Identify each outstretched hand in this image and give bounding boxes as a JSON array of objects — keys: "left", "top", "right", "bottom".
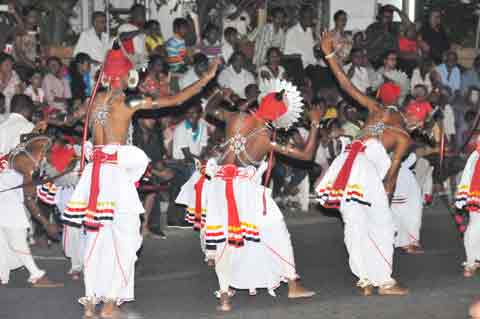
[
  {"left": 309, "top": 102, "right": 326, "bottom": 123},
  {"left": 320, "top": 31, "right": 336, "bottom": 56}
]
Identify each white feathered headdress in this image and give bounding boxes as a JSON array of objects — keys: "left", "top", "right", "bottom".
[{"left": 257, "top": 79, "right": 304, "bottom": 129}]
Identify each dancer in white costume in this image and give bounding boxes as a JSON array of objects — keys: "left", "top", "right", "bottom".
[
  {"left": 62, "top": 41, "right": 219, "bottom": 318},
  {"left": 180, "top": 79, "right": 320, "bottom": 312},
  {"left": 455, "top": 142, "right": 480, "bottom": 278},
  {"left": 391, "top": 153, "right": 424, "bottom": 254},
  {"left": 0, "top": 135, "right": 63, "bottom": 287},
  {"left": 316, "top": 32, "right": 417, "bottom": 296}
]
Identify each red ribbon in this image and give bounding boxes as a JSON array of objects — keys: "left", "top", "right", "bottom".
[
  {"left": 193, "top": 174, "right": 207, "bottom": 231},
  {"left": 84, "top": 148, "right": 118, "bottom": 229},
  {"left": 467, "top": 150, "right": 480, "bottom": 212},
  {"left": 325, "top": 140, "right": 365, "bottom": 208},
  {"left": 218, "top": 165, "right": 244, "bottom": 248}
]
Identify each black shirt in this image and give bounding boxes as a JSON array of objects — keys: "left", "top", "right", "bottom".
[{"left": 420, "top": 25, "right": 450, "bottom": 65}]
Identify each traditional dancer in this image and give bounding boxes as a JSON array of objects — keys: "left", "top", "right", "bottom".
[
  {"left": 37, "top": 139, "right": 84, "bottom": 280},
  {"left": 0, "top": 134, "right": 63, "bottom": 287},
  {"left": 391, "top": 153, "right": 424, "bottom": 254},
  {"left": 178, "top": 79, "right": 319, "bottom": 312},
  {"left": 62, "top": 42, "right": 219, "bottom": 318},
  {"left": 455, "top": 136, "right": 480, "bottom": 278},
  {"left": 316, "top": 32, "right": 415, "bottom": 296}
]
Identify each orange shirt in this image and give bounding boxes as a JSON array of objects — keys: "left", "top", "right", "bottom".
[{"left": 398, "top": 37, "right": 417, "bottom": 53}]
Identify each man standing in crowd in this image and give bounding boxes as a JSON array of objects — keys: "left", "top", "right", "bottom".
[
  {"left": 365, "top": 5, "right": 411, "bottom": 66},
  {"left": 74, "top": 11, "right": 111, "bottom": 67},
  {"left": 118, "top": 4, "right": 148, "bottom": 67},
  {"left": 284, "top": 6, "right": 316, "bottom": 68}
]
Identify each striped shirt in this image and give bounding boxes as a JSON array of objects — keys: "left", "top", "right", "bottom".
[{"left": 166, "top": 35, "right": 187, "bottom": 73}]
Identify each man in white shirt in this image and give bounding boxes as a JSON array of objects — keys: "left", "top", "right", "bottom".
[
  {"left": 73, "top": 12, "right": 111, "bottom": 65},
  {"left": 0, "top": 94, "right": 37, "bottom": 156},
  {"left": 284, "top": 6, "right": 316, "bottom": 68},
  {"left": 179, "top": 53, "right": 209, "bottom": 90},
  {"left": 222, "top": 27, "right": 239, "bottom": 63},
  {"left": 118, "top": 4, "right": 147, "bottom": 62},
  {"left": 217, "top": 52, "right": 255, "bottom": 99},
  {"left": 343, "top": 48, "right": 372, "bottom": 94},
  {"left": 172, "top": 103, "right": 209, "bottom": 160}
]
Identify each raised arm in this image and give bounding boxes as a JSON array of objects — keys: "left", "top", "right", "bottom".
[
  {"left": 133, "top": 59, "right": 220, "bottom": 111},
  {"left": 203, "top": 88, "right": 236, "bottom": 122},
  {"left": 320, "top": 32, "right": 381, "bottom": 114},
  {"left": 387, "top": 5, "right": 412, "bottom": 26},
  {"left": 270, "top": 103, "right": 324, "bottom": 161}
]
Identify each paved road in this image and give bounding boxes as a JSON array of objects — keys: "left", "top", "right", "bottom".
[{"left": 1, "top": 201, "right": 479, "bottom": 319}]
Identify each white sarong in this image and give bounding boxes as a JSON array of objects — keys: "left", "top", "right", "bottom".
[
  {"left": 185, "top": 160, "right": 298, "bottom": 292},
  {"left": 65, "top": 145, "right": 148, "bottom": 304},
  {"left": 0, "top": 169, "right": 45, "bottom": 284},
  {"left": 56, "top": 187, "right": 85, "bottom": 273},
  {"left": 316, "top": 139, "right": 396, "bottom": 287},
  {"left": 391, "top": 154, "right": 423, "bottom": 248}
]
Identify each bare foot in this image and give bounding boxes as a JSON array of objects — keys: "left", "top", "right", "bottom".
[
  {"left": 287, "top": 279, "right": 316, "bottom": 299},
  {"left": 207, "top": 259, "right": 215, "bottom": 267},
  {"left": 83, "top": 302, "right": 96, "bottom": 318},
  {"left": 100, "top": 301, "right": 120, "bottom": 318},
  {"left": 378, "top": 284, "right": 409, "bottom": 296},
  {"left": 464, "top": 266, "right": 477, "bottom": 278},
  {"left": 358, "top": 285, "right": 374, "bottom": 296},
  {"left": 31, "top": 275, "right": 64, "bottom": 288},
  {"left": 470, "top": 299, "right": 480, "bottom": 318},
  {"left": 216, "top": 292, "right": 231, "bottom": 312},
  {"left": 70, "top": 271, "right": 81, "bottom": 281}
]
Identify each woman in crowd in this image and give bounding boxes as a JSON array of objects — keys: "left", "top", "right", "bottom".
[
  {"left": 68, "top": 53, "right": 93, "bottom": 105},
  {"left": 331, "top": 10, "right": 353, "bottom": 65},
  {"left": 24, "top": 70, "right": 45, "bottom": 107},
  {"left": 42, "top": 56, "right": 71, "bottom": 113}
]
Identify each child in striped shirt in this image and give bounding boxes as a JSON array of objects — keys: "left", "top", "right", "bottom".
[{"left": 166, "top": 18, "right": 190, "bottom": 74}]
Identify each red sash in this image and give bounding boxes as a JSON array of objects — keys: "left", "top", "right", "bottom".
[
  {"left": 84, "top": 148, "right": 118, "bottom": 230},
  {"left": 193, "top": 172, "right": 207, "bottom": 231},
  {"left": 324, "top": 140, "right": 366, "bottom": 209},
  {"left": 216, "top": 165, "right": 249, "bottom": 248}
]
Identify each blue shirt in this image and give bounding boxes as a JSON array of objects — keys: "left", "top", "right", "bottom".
[
  {"left": 436, "top": 64, "right": 461, "bottom": 92},
  {"left": 461, "top": 69, "right": 480, "bottom": 94}
]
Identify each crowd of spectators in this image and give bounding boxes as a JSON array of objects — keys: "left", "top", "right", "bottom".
[{"left": 0, "top": 1, "right": 479, "bottom": 240}]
